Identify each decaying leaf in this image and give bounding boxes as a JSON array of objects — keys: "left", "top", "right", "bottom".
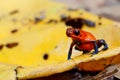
[
  {"left": 0, "top": 0, "right": 120, "bottom": 80},
  {"left": 91, "top": 64, "right": 120, "bottom": 80}
]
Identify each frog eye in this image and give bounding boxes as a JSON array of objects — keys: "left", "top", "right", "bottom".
[{"left": 74, "top": 29, "right": 80, "bottom": 36}]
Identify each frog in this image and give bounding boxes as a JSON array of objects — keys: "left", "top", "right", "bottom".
[{"left": 66, "top": 28, "right": 108, "bottom": 60}]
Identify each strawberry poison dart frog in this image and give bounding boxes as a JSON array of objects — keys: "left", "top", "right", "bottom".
[{"left": 66, "top": 28, "right": 108, "bottom": 60}]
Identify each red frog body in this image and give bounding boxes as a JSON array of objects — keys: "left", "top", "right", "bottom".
[
  {"left": 73, "top": 30, "right": 96, "bottom": 51},
  {"left": 66, "top": 28, "right": 108, "bottom": 60}
]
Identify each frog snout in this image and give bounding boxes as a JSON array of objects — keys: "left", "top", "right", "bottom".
[{"left": 66, "top": 28, "right": 73, "bottom": 37}]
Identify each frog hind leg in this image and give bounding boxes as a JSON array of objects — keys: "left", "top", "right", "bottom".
[
  {"left": 98, "top": 39, "right": 109, "bottom": 50},
  {"left": 93, "top": 42, "right": 99, "bottom": 54}
]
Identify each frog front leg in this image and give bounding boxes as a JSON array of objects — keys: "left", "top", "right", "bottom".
[
  {"left": 67, "top": 41, "right": 75, "bottom": 60},
  {"left": 93, "top": 39, "right": 108, "bottom": 54}
]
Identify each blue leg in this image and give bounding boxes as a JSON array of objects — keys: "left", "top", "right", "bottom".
[
  {"left": 67, "top": 42, "right": 74, "bottom": 60},
  {"left": 68, "top": 49, "right": 72, "bottom": 60},
  {"left": 102, "top": 43, "right": 108, "bottom": 50},
  {"left": 93, "top": 42, "right": 98, "bottom": 54}
]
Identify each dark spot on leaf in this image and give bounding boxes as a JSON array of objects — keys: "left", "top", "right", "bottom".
[
  {"left": 43, "top": 53, "right": 49, "bottom": 60},
  {"left": 60, "top": 14, "right": 71, "bottom": 22},
  {"left": 65, "top": 18, "right": 95, "bottom": 28},
  {"left": 6, "top": 42, "right": 19, "bottom": 48},
  {"left": 47, "top": 19, "right": 58, "bottom": 24},
  {"left": 34, "top": 15, "right": 45, "bottom": 24},
  {"left": 98, "top": 22, "right": 102, "bottom": 25},
  {"left": 65, "top": 18, "right": 84, "bottom": 28},
  {"left": 54, "top": 46, "right": 58, "bottom": 49},
  {"left": 0, "top": 45, "right": 4, "bottom": 50},
  {"left": 34, "top": 18, "right": 42, "bottom": 23},
  {"left": 98, "top": 16, "right": 102, "bottom": 20},
  {"left": 10, "top": 10, "right": 19, "bottom": 15},
  {"left": 84, "top": 20, "right": 96, "bottom": 27},
  {"left": 11, "top": 29, "right": 18, "bottom": 34}
]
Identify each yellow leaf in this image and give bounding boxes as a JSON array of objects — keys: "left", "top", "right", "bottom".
[{"left": 0, "top": 0, "right": 120, "bottom": 79}]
